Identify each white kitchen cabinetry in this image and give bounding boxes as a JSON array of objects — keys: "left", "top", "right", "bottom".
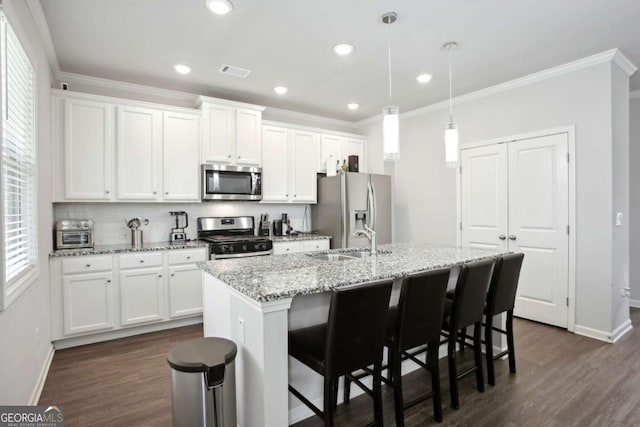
[
  {"left": 119, "top": 266, "right": 165, "bottom": 326},
  {"left": 53, "top": 91, "right": 201, "bottom": 203},
  {"left": 272, "top": 239, "right": 330, "bottom": 255},
  {"left": 262, "top": 126, "right": 318, "bottom": 203},
  {"left": 60, "top": 256, "right": 115, "bottom": 336},
  {"left": 163, "top": 112, "right": 200, "bottom": 201},
  {"left": 116, "top": 106, "right": 162, "bottom": 200},
  {"left": 318, "top": 135, "right": 366, "bottom": 173},
  {"left": 63, "top": 98, "right": 114, "bottom": 200},
  {"left": 200, "top": 97, "right": 265, "bottom": 166},
  {"left": 168, "top": 248, "right": 206, "bottom": 318},
  {"left": 50, "top": 247, "right": 207, "bottom": 347}
]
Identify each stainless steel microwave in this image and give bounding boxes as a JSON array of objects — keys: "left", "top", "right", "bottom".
[{"left": 202, "top": 164, "right": 262, "bottom": 201}]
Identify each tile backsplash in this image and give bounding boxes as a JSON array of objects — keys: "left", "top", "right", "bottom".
[{"left": 54, "top": 202, "right": 311, "bottom": 246}]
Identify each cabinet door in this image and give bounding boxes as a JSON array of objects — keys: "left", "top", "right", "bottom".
[
  {"left": 344, "top": 139, "right": 365, "bottom": 172},
  {"left": 119, "top": 267, "right": 165, "bottom": 326},
  {"left": 64, "top": 98, "right": 113, "bottom": 200},
  {"left": 169, "top": 265, "right": 203, "bottom": 318},
  {"left": 321, "top": 135, "right": 343, "bottom": 173},
  {"left": 291, "top": 130, "right": 317, "bottom": 203},
  {"left": 235, "top": 108, "right": 262, "bottom": 165},
  {"left": 116, "top": 106, "right": 161, "bottom": 200},
  {"left": 163, "top": 112, "right": 200, "bottom": 201},
  {"left": 261, "top": 126, "right": 289, "bottom": 202},
  {"left": 202, "top": 104, "right": 234, "bottom": 163},
  {"left": 62, "top": 272, "right": 114, "bottom": 335},
  {"left": 272, "top": 241, "right": 303, "bottom": 255}
]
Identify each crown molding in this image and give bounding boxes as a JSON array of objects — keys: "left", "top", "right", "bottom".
[
  {"left": 25, "top": 0, "right": 60, "bottom": 75},
  {"left": 611, "top": 49, "right": 638, "bottom": 76},
  {"left": 630, "top": 90, "right": 640, "bottom": 100},
  {"left": 263, "top": 107, "right": 357, "bottom": 130},
  {"left": 355, "top": 48, "right": 638, "bottom": 128}
]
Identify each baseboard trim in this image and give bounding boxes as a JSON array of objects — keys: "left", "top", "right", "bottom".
[
  {"left": 629, "top": 299, "right": 640, "bottom": 309},
  {"left": 29, "top": 345, "right": 55, "bottom": 405},
  {"left": 574, "top": 320, "right": 633, "bottom": 343},
  {"left": 611, "top": 319, "right": 633, "bottom": 343}
]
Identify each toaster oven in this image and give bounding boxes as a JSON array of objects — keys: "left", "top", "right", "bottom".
[{"left": 55, "top": 219, "right": 94, "bottom": 250}]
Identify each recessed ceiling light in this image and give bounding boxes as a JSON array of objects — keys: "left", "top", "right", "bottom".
[
  {"left": 173, "top": 64, "right": 192, "bottom": 75},
  {"left": 273, "top": 86, "right": 288, "bottom": 95},
  {"left": 205, "top": 0, "right": 233, "bottom": 15},
  {"left": 333, "top": 43, "right": 354, "bottom": 56},
  {"left": 347, "top": 103, "right": 360, "bottom": 110},
  {"left": 416, "top": 73, "right": 432, "bottom": 83}
]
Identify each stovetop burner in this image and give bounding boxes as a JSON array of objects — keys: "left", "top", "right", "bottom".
[
  {"left": 200, "top": 235, "right": 271, "bottom": 244},
  {"left": 197, "top": 216, "right": 273, "bottom": 259}
]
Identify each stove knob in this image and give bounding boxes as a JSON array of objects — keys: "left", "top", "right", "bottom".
[
  {"left": 228, "top": 246, "right": 234, "bottom": 253},
  {"left": 220, "top": 245, "right": 227, "bottom": 253},
  {"left": 242, "top": 245, "right": 248, "bottom": 251}
]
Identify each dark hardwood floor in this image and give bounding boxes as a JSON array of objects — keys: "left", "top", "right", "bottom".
[{"left": 40, "top": 310, "right": 640, "bottom": 426}]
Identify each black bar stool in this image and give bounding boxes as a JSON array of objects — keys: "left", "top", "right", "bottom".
[
  {"left": 386, "top": 268, "right": 450, "bottom": 425},
  {"left": 484, "top": 253, "right": 524, "bottom": 385},
  {"left": 441, "top": 258, "right": 495, "bottom": 409},
  {"left": 288, "top": 279, "right": 393, "bottom": 427}
]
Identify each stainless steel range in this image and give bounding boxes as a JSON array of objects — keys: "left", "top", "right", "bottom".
[{"left": 198, "top": 216, "right": 273, "bottom": 260}]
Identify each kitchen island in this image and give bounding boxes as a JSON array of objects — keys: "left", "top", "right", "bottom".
[{"left": 200, "top": 243, "right": 505, "bottom": 426}]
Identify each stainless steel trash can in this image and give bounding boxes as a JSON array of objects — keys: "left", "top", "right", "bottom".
[{"left": 167, "top": 337, "right": 237, "bottom": 427}]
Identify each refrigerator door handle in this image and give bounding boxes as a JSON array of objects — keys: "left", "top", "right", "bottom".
[{"left": 367, "top": 180, "right": 377, "bottom": 231}]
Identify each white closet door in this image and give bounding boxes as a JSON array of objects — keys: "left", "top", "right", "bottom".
[
  {"left": 460, "top": 144, "right": 509, "bottom": 251},
  {"left": 509, "top": 133, "right": 569, "bottom": 328}
]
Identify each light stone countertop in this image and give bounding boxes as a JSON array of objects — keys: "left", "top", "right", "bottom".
[
  {"left": 199, "top": 243, "right": 508, "bottom": 302},
  {"left": 49, "top": 241, "right": 208, "bottom": 257},
  {"left": 271, "top": 235, "right": 331, "bottom": 242}
]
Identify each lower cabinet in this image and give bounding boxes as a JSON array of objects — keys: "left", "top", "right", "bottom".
[
  {"left": 119, "top": 267, "right": 165, "bottom": 326},
  {"left": 169, "top": 265, "right": 203, "bottom": 318},
  {"left": 272, "top": 239, "right": 330, "bottom": 255},
  {"left": 62, "top": 271, "right": 114, "bottom": 336},
  {"left": 51, "top": 247, "right": 207, "bottom": 343}
]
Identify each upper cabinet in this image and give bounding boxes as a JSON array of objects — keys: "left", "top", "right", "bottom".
[
  {"left": 63, "top": 98, "right": 114, "bottom": 200},
  {"left": 318, "top": 135, "right": 366, "bottom": 173},
  {"left": 53, "top": 91, "right": 201, "bottom": 203},
  {"left": 200, "top": 97, "right": 264, "bottom": 166}
]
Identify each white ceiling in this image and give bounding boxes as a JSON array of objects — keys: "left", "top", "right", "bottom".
[{"left": 39, "top": 0, "right": 640, "bottom": 121}]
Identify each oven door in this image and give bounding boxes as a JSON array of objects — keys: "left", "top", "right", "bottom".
[{"left": 202, "top": 164, "right": 262, "bottom": 201}]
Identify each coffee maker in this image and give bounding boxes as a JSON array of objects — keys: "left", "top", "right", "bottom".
[
  {"left": 272, "top": 213, "right": 291, "bottom": 236},
  {"left": 169, "top": 211, "right": 188, "bottom": 243}
]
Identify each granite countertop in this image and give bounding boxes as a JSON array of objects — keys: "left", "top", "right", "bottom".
[
  {"left": 49, "top": 241, "right": 208, "bottom": 257},
  {"left": 271, "top": 235, "right": 331, "bottom": 242},
  {"left": 199, "top": 243, "right": 507, "bottom": 302}
]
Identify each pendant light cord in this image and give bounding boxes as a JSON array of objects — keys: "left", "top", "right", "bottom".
[
  {"left": 387, "top": 29, "right": 393, "bottom": 103},
  {"left": 448, "top": 47, "right": 453, "bottom": 123}
]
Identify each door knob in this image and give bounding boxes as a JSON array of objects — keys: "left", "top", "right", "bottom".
[
  {"left": 509, "top": 235, "right": 517, "bottom": 240},
  {"left": 498, "top": 234, "right": 506, "bottom": 240}
]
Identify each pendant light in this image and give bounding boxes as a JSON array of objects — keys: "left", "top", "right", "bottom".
[
  {"left": 382, "top": 12, "right": 399, "bottom": 161},
  {"left": 444, "top": 41, "right": 459, "bottom": 168}
]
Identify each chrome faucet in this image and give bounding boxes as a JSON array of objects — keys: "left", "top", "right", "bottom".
[{"left": 356, "top": 223, "right": 377, "bottom": 255}]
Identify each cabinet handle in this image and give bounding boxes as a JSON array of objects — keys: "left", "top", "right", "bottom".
[
  {"left": 286, "top": 248, "right": 290, "bottom": 251},
  {"left": 105, "top": 190, "right": 110, "bottom": 194},
  {"left": 153, "top": 191, "right": 157, "bottom": 195},
  {"left": 509, "top": 235, "right": 517, "bottom": 241},
  {"left": 186, "top": 256, "right": 191, "bottom": 260},
  {"left": 165, "top": 192, "right": 169, "bottom": 195},
  {"left": 294, "top": 194, "right": 297, "bottom": 198},
  {"left": 171, "top": 273, "right": 175, "bottom": 277},
  {"left": 227, "top": 154, "right": 232, "bottom": 158},
  {"left": 139, "top": 260, "right": 145, "bottom": 263},
  {"left": 85, "top": 264, "right": 91, "bottom": 267},
  {"left": 498, "top": 234, "right": 506, "bottom": 240},
  {"left": 237, "top": 156, "right": 241, "bottom": 159},
  {"left": 158, "top": 274, "right": 162, "bottom": 278},
  {"left": 285, "top": 194, "right": 289, "bottom": 197},
  {"left": 106, "top": 279, "right": 111, "bottom": 283}
]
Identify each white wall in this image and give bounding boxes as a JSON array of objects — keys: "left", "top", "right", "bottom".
[
  {"left": 630, "top": 96, "right": 640, "bottom": 305},
  {"left": 610, "top": 64, "right": 631, "bottom": 330},
  {"left": 53, "top": 202, "right": 309, "bottom": 245},
  {"left": 0, "top": 1, "right": 54, "bottom": 404},
  {"left": 359, "top": 60, "right": 630, "bottom": 336}
]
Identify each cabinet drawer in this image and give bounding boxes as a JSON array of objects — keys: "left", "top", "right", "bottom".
[
  {"left": 302, "top": 239, "right": 330, "bottom": 252},
  {"left": 272, "top": 241, "right": 303, "bottom": 255},
  {"left": 62, "top": 256, "right": 113, "bottom": 275},
  {"left": 119, "top": 252, "right": 163, "bottom": 269},
  {"left": 168, "top": 249, "right": 207, "bottom": 265}
]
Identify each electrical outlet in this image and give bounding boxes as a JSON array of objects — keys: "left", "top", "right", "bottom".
[{"left": 616, "top": 212, "right": 622, "bottom": 227}]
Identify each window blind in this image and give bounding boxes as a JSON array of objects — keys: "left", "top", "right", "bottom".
[{"left": 1, "top": 11, "right": 37, "bottom": 291}]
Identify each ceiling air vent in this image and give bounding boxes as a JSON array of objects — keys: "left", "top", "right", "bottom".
[{"left": 218, "top": 64, "right": 251, "bottom": 78}]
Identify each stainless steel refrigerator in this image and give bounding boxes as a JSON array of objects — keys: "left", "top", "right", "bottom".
[{"left": 312, "top": 172, "right": 392, "bottom": 249}]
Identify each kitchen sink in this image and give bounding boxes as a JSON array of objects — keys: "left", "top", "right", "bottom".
[{"left": 308, "top": 249, "right": 391, "bottom": 261}]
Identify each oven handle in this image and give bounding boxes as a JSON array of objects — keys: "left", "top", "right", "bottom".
[{"left": 212, "top": 250, "right": 273, "bottom": 260}]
